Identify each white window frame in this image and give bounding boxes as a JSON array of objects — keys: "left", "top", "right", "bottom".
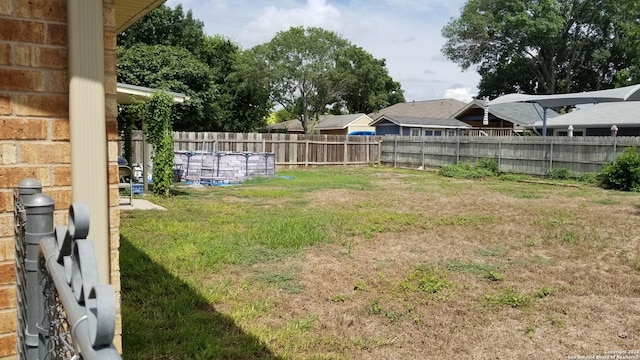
[{"left": 410, "top": 128, "right": 421, "bottom": 137}]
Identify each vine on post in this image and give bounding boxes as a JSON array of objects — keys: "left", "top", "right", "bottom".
[{"left": 146, "top": 91, "right": 174, "bottom": 196}]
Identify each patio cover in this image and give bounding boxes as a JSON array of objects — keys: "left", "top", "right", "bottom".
[
  {"left": 117, "top": 82, "right": 189, "bottom": 104},
  {"left": 488, "top": 84, "right": 640, "bottom": 135}
]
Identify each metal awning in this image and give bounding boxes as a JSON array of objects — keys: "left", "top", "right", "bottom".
[
  {"left": 117, "top": 82, "right": 189, "bottom": 104},
  {"left": 488, "top": 84, "right": 640, "bottom": 135}
]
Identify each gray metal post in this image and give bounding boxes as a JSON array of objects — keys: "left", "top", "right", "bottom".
[{"left": 21, "top": 184, "right": 54, "bottom": 360}]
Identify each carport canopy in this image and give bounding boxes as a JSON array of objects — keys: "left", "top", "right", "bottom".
[{"left": 488, "top": 84, "right": 640, "bottom": 136}]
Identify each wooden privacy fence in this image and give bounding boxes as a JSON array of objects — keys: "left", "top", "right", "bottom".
[
  {"left": 126, "top": 131, "right": 382, "bottom": 166},
  {"left": 381, "top": 135, "right": 640, "bottom": 175}
]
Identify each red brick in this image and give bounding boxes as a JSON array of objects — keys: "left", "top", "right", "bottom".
[
  {"left": 0, "top": 95, "right": 10, "bottom": 115},
  {"left": 16, "top": 45, "right": 67, "bottom": 69},
  {"left": 51, "top": 118, "right": 70, "bottom": 140},
  {"left": 0, "top": 19, "right": 44, "bottom": 43},
  {"left": 0, "top": 69, "right": 45, "bottom": 91},
  {"left": 0, "top": 166, "right": 50, "bottom": 188},
  {"left": 0, "top": 191, "right": 11, "bottom": 212},
  {"left": 16, "top": 0, "right": 66, "bottom": 21},
  {"left": 16, "top": 94, "right": 68, "bottom": 117},
  {"left": 46, "top": 23, "right": 67, "bottom": 46},
  {"left": 48, "top": 70, "right": 68, "bottom": 93},
  {"left": 52, "top": 165, "right": 71, "bottom": 186},
  {"left": 108, "top": 164, "right": 119, "bottom": 184},
  {"left": 0, "top": 262, "right": 14, "bottom": 286},
  {"left": 0, "top": 309, "right": 16, "bottom": 333},
  {"left": 0, "top": 286, "right": 15, "bottom": 309},
  {"left": 0, "top": 118, "right": 47, "bottom": 140},
  {"left": 106, "top": 119, "right": 118, "bottom": 140},
  {"left": 20, "top": 143, "right": 70, "bottom": 164},
  {"left": 0, "top": 44, "right": 10, "bottom": 65},
  {"left": 0, "top": 332, "right": 17, "bottom": 357}
]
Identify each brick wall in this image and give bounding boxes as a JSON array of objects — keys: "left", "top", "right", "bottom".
[{"left": 0, "top": 0, "right": 121, "bottom": 357}]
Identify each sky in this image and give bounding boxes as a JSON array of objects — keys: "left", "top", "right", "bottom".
[{"left": 165, "top": 0, "right": 481, "bottom": 103}]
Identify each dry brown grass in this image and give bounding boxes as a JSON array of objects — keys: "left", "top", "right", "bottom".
[{"left": 208, "top": 170, "right": 640, "bottom": 359}]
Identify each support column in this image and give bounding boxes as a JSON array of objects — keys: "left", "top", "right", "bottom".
[{"left": 68, "top": 0, "right": 110, "bottom": 284}]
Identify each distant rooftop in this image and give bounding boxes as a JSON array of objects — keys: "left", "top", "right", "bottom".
[{"left": 369, "top": 99, "right": 466, "bottom": 120}]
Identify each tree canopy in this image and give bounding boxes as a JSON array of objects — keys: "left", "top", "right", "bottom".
[
  {"left": 442, "top": 0, "right": 640, "bottom": 98},
  {"left": 116, "top": 5, "right": 270, "bottom": 132},
  {"left": 251, "top": 26, "right": 404, "bottom": 132}
]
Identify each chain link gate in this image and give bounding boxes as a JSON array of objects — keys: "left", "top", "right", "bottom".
[{"left": 14, "top": 179, "right": 121, "bottom": 360}]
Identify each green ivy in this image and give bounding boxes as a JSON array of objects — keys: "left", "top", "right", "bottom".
[{"left": 146, "top": 91, "right": 174, "bottom": 196}]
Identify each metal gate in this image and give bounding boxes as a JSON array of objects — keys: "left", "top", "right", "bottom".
[{"left": 14, "top": 179, "right": 121, "bottom": 360}]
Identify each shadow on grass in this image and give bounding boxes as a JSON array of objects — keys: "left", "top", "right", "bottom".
[{"left": 120, "top": 236, "right": 282, "bottom": 360}]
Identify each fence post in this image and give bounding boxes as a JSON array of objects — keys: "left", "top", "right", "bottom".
[
  {"left": 393, "top": 137, "right": 398, "bottom": 168},
  {"left": 421, "top": 138, "right": 425, "bottom": 168},
  {"left": 305, "top": 139, "right": 309, "bottom": 167},
  {"left": 19, "top": 179, "right": 55, "bottom": 360},
  {"left": 343, "top": 138, "right": 348, "bottom": 165},
  {"left": 549, "top": 139, "right": 554, "bottom": 174},
  {"left": 498, "top": 141, "right": 502, "bottom": 172},
  {"left": 456, "top": 136, "right": 460, "bottom": 163}
]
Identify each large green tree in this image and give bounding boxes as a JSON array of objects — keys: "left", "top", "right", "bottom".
[
  {"left": 336, "top": 45, "right": 405, "bottom": 114},
  {"left": 117, "top": 44, "right": 216, "bottom": 131},
  {"left": 251, "top": 26, "right": 404, "bottom": 133},
  {"left": 442, "top": 0, "right": 640, "bottom": 97},
  {"left": 118, "top": 4, "right": 205, "bottom": 56},
  {"left": 117, "top": 5, "right": 271, "bottom": 132}
]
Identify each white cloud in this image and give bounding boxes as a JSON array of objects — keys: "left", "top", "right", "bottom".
[
  {"left": 240, "top": 0, "right": 342, "bottom": 46},
  {"left": 444, "top": 88, "right": 475, "bottom": 103},
  {"left": 160, "top": 0, "right": 482, "bottom": 104}
]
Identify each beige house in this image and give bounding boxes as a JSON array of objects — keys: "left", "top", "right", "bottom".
[
  {"left": 314, "top": 113, "right": 375, "bottom": 135},
  {"left": 0, "top": 0, "right": 165, "bottom": 357}
]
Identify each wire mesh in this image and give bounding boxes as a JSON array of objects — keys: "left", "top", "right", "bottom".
[
  {"left": 14, "top": 189, "right": 28, "bottom": 360},
  {"left": 40, "top": 256, "right": 79, "bottom": 360}
]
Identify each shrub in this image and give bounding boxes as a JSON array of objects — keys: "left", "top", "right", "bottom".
[
  {"left": 597, "top": 147, "right": 640, "bottom": 191},
  {"left": 476, "top": 158, "right": 500, "bottom": 174},
  {"left": 439, "top": 161, "right": 495, "bottom": 179},
  {"left": 548, "top": 167, "right": 571, "bottom": 180}
]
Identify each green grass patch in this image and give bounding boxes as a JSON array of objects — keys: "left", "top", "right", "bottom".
[
  {"left": 253, "top": 271, "right": 303, "bottom": 294},
  {"left": 437, "top": 214, "right": 495, "bottom": 226},
  {"left": 399, "top": 266, "right": 453, "bottom": 294},
  {"left": 485, "top": 287, "right": 531, "bottom": 308}
]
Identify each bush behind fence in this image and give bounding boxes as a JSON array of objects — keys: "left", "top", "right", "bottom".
[{"left": 122, "top": 131, "right": 640, "bottom": 176}]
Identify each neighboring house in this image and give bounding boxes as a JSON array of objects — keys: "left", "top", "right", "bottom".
[
  {"left": 260, "top": 119, "right": 305, "bottom": 133},
  {"left": 452, "top": 100, "right": 560, "bottom": 134},
  {"left": 530, "top": 102, "right": 640, "bottom": 136},
  {"left": 314, "top": 113, "right": 374, "bottom": 135},
  {"left": 0, "top": 0, "right": 165, "bottom": 356},
  {"left": 370, "top": 115, "right": 471, "bottom": 136},
  {"left": 369, "top": 98, "right": 466, "bottom": 120}
]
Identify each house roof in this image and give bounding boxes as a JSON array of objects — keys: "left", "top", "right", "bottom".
[
  {"left": 453, "top": 99, "right": 560, "bottom": 126},
  {"left": 116, "top": 82, "right": 189, "bottom": 104},
  {"left": 261, "top": 119, "right": 305, "bottom": 133},
  {"left": 489, "top": 84, "right": 640, "bottom": 108},
  {"left": 371, "top": 115, "right": 471, "bottom": 129},
  {"left": 369, "top": 99, "right": 466, "bottom": 120},
  {"left": 116, "top": 0, "right": 167, "bottom": 33},
  {"left": 314, "top": 113, "right": 372, "bottom": 130},
  {"left": 532, "top": 102, "right": 640, "bottom": 128}
]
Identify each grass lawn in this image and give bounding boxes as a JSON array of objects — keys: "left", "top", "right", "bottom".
[{"left": 119, "top": 166, "right": 640, "bottom": 359}]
